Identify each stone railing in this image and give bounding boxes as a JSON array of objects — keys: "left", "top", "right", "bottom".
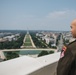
[{"left": 0, "top": 52, "right": 60, "bottom": 75}]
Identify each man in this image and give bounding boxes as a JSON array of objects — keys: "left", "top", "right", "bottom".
[{"left": 57, "top": 19, "right": 76, "bottom": 75}]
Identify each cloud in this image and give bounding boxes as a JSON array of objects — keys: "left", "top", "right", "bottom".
[
  {"left": 46, "top": 10, "right": 76, "bottom": 19},
  {"left": 46, "top": 11, "right": 66, "bottom": 18}
]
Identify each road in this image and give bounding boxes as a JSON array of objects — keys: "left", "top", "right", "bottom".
[
  {"left": 0, "top": 48, "right": 57, "bottom": 52},
  {"left": 57, "top": 34, "right": 63, "bottom": 52}
]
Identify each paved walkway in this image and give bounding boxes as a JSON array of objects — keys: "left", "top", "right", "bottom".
[
  {"left": 29, "top": 34, "right": 36, "bottom": 48},
  {"left": 0, "top": 51, "right": 6, "bottom": 59},
  {"left": 0, "top": 48, "right": 57, "bottom": 51}
]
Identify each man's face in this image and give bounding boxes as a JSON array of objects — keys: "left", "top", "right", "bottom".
[{"left": 70, "top": 24, "right": 76, "bottom": 38}]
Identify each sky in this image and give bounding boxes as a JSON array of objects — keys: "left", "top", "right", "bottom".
[{"left": 0, "top": 0, "right": 76, "bottom": 31}]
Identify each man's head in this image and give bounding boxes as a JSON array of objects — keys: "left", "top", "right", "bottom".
[{"left": 71, "top": 19, "right": 76, "bottom": 38}]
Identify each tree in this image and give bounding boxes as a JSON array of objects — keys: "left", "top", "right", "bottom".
[
  {"left": 5, "top": 51, "right": 19, "bottom": 60},
  {"left": 38, "top": 51, "right": 49, "bottom": 57},
  {"left": 48, "top": 41, "right": 52, "bottom": 48},
  {"left": 49, "top": 51, "right": 54, "bottom": 54}
]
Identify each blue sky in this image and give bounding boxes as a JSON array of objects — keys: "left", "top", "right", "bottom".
[{"left": 0, "top": 0, "right": 76, "bottom": 31}]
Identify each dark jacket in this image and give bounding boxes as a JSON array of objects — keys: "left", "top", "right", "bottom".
[{"left": 57, "top": 40, "right": 76, "bottom": 75}]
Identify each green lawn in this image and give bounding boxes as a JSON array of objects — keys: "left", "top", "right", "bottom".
[
  {"left": 24, "top": 42, "right": 32, "bottom": 46},
  {"left": 25, "top": 37, "right": 31, "bottom": 42},
  {"left": 24, "top": 34, "right": 32, "bottom": 46}
]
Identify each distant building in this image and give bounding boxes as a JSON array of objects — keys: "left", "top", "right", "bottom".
[
  {"left": 2, "top": 34, "right": 20, "bottom": 42},
  {"left": 36, "top": 32, "right": 58, "bottom": 45},
  {"left": 0, "top": 38, "right": 7, "bottom": 42}
]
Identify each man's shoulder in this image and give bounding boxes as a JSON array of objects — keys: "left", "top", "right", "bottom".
[
  {"left": 68, "top": 40, "right": 76, "bottom": 46},
  {"left": 67, "top": 40, "right": 76, "bottom": 55}
]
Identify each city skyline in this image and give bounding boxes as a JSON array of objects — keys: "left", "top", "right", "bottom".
[{"left": 0, "top": 0, "right": 76, "bottom": 31}]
